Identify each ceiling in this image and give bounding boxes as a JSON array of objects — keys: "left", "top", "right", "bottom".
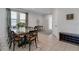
[
  {"left": 23, "top": 8, "right": 54, "bottom": 15},
  {"left": 11, "top": 8, "right": 54, "bottom": 15}
]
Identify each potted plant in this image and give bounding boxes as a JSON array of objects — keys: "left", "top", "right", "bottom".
[
  {"left": 17, "top": 22, "right": 25, "bottom": 27},
  {"left": 17, "top": 22, "right": 26, "bottom": 33}
]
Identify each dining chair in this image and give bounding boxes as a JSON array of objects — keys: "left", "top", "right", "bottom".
[
  {"left": 28, "top": 30, "right": 38, "bottom": 51},
  {"left": 9, "top": 30, "right": 38, "bottom": 51},
  {"left": 9, "top": 31, "right": 16, "bottom": 51}
]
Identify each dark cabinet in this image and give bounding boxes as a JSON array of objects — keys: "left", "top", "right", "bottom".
[{"left": 60, "top": 32, "right": 79, "bottom": 44}]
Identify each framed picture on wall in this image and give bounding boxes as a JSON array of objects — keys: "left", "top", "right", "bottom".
[{"left": 66, "top": 14, "right": 74, "bottom": 20}]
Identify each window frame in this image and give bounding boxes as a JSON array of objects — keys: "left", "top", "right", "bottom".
[{"left": 10, "top": 9, "right": 28, "bottom": 33}]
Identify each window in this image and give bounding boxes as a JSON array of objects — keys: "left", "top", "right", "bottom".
[
  {"left": 11, "top": 11, "right": 28, "bottom": 33},
  {"left": 11, "top": 11, "right": 17, "bottom": 33},
  {"left": 20, "top": 13, "right": 26, "bottom": 23},
  {"left": 11, "top": 11, "right": 17, "bottom": 19},
  {"left": 48, "top": 15, "right": 52, "bottom": 30},
  {"left": 19, "top": 13, "right": 26, "bottom": 32}
]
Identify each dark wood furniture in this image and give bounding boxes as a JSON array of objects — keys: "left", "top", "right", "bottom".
[
  {"left": 34, "top": 25, "right": 43, "bottom": 31},
  {"left": 60, "top": 32, "right": 79, "bottom": 44},
  {"left": 9, "top": 31, "right": 16, "bottom": 51},
  {"left": 9, "top": 30, "right": 38, "bottom": 51},
  {"left": 28, "top": 30, "right": 38, "bottom": 50}
]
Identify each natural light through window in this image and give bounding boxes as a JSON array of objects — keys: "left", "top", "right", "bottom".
[
  {"left": 20, "top": 13, "right": 26, "bottom": 23},
  {"left": 11, "top": 11, "right": 17, "bottom": 33},
  {"left": 11, "top": 11, "right": 26, "bottom": 33},
  {"left": 20, "top": 13, "right": 26, "bottom": 32},
  {"left": 48, "top": 15, "right": 52, "bottom": 30}
]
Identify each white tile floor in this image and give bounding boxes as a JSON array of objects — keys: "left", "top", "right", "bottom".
[{"left": 10, "top": 32, "right": 79, "bottom": 51}]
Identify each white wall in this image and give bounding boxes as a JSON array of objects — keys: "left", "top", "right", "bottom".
[
  {"left": 42, "top": 15, "right": 49, "bottom": 30},
  {"left": 58, "top": 8, "right": 79, "bottom": 33},
  {"left": 0, "top": 8, "right": 9, "bottom": 50},
  {"left": 55, "top": 8, "right": 79, "bottom": 39},
  {"left": 52, "top": 9, "right": 59, "bottom": 39},
  {"left": 28, "top": 12, "right": 43, "bottom": 27},
  {"left": 42, "top": 14, "right": 53, "bottom": 31}
]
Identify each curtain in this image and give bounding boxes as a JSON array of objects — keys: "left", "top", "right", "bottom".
[
  {"left": 25, "top": 13, "right": 28, "bottom": 32},
  {"left": 6, "top": 8, "right": 11, "bottom": 37},
  {"left": 26, "top": 13, "right": 28, "bottom": 27}
]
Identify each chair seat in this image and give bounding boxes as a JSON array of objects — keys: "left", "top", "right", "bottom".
[
  {"left": 15, "top": 37, "right": 20, "bottom": 41},
  {"left": 29, "top": 36, "right": 36, "bottom": 41}
]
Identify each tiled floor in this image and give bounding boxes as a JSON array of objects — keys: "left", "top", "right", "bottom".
[{"left": 10, "top": 32, "right": 79, "bottom": 51}]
